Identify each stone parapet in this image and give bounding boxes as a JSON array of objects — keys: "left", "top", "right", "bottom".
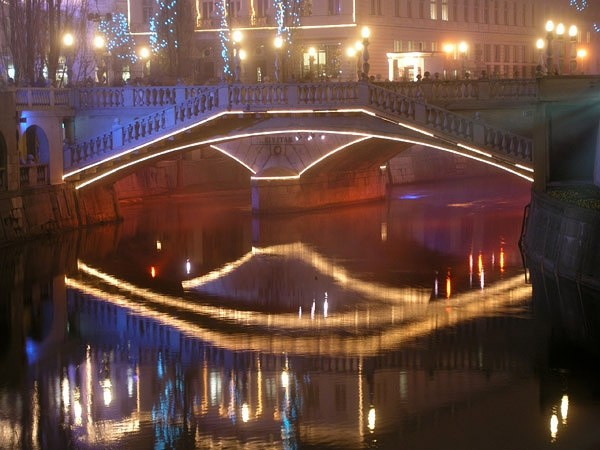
[{"left": 521, "top": 189, "right": 600, "bottom": 290}]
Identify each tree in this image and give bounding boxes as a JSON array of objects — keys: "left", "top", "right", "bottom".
[
  {"left": 0, "top": 0, "right": 90, "bottom": 85},
  {"left": 149, "top": 0, "right": 194, "bottom": 80},
  {"left": 97, "top": 12, "right": 138, "bottom": 83}
]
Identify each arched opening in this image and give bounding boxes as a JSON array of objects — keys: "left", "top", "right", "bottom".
[{"left": 19, "top": 125, "right": 50, "bottom": 186}]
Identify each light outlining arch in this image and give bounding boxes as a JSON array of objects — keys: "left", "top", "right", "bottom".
[
  {"left": 65, "top": 109, "right": 534, "bottom": 190},
  {"left": 67, "top": 257, "right": 531, "bottom": 356}
]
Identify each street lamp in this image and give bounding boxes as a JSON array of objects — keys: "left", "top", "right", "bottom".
[
  {"left": 308, "top": 46, "right": 316, "bottom": 80},
  {"left": 274, "top": 36, "right": 283, "bottom": 82},
  {"left": 92, "top": 35, "right": 106, "bottom": 84},
  {"left": 232, "top": 30, "right": 243, "bottom": 82},
  {"left": 535, "top": 38, "right": 546, "bottom": 75},
  {"left": 576, "top": 48, "right": 587, "bottom": 74},
  {"left": 62, "top": 32, "right": 74, "bottom": 86},
  {"left": 568, "top": 25, "right": 578, "bottom": 74},
  {"left": 139, "top": 46, "right": 150, "bottom": 80},
  {"left": 545, "top": 20, "right": 555, "bottom": 75},
  {"left": 361, "top": 26, "right": 370, "bottom": 80},
  {"left": 346, "top": 45, "right": 358, "bottom": 81},
  {"left": 443, "top": 43, "right": 455, "bottom": 79},
  {"left": 556, "top": 22, "right": 565, "bottom": 73},
  {"left": 458, "top": 41, "right": 468, "bottom": 78}
]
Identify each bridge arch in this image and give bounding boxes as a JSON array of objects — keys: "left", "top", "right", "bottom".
[{"left": 69, "top": 112, "right": 534, "bottom": 192}]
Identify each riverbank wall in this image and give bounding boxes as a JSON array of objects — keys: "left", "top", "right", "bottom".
[
  {"left": 0, "top": 183, "right": 121, "bottom": 247},
  {"left": 521, "top": 189, "right": 600, "bottom": 291}
]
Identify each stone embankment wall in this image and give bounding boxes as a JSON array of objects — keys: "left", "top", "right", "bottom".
[
  {"left": 521, "top": 189, "right": 600, "bottom": 291},
  {"left": 0, "top": 184, "right": 121, "bottom": 247}
]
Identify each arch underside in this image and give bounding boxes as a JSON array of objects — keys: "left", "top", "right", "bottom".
[{"left": 66, "top": 112, "right": 533, "bottom": 189}]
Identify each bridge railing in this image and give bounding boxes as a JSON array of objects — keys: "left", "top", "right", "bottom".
[
  {"left": 63, "top": 81, "right": 533, "bottom": 173},
  {"left": 65, "top": 86, "right": 223, "bottom": 169},
  {"left": 366, "top": 84, "right": 533, "bottom": 163},
  {"left": 374, "top": 78, "right": 538, "bottom": 102},
  {"left": 75, "top": 85, "right": 212, "bottom": 109},
  {"left": 14, "top": 87, "right": 73, "bottom": 109}
]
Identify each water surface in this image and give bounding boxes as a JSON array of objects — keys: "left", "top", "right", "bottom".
[{"left": 2, "top": 175, "right": 599, "bottom": 449}]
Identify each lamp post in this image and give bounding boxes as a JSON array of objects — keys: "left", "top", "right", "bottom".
[
  {"left": 232, "top": 30, "right": 243, "bottom": 82},
  {"left": 458, "top": 41, "right": 468, "bottom": 79},
  {"left": 443, "top": 43, "right": 455, "bottom": 79},
  {"left": 555, "top": 22, "right": 565, "bottom": 74},
  {"left": 361, "top": 26, "right": 370, "bottom": 80},
  {"left": 576, "top": 48, "right": 587, "bottom": 74},
  {"left": 62, "top": 32, "right": 74, "bottom": 86},
  {"left": 274, "top": 36, "right": 283, "bottom": 82},
  {"left": 308, "top": 46, "right": 316, "bottom": 80},
  {"left": 93, "top": 35, "right": 106, "bottom": 84},
  {"left": 568, "top": 25, "right": 578, "bottom": 74},
  {"left": 535, "top": 38, "right": 546, "bottom": 75},
  {"left": 545, "top": 20, "right": 555, "bottom": 75},
  {"left": 346, "top": 46, "right": 358, "bottom": 81},
  {"left": 139, "top": 46, "right": 150, "bottom": 80}
]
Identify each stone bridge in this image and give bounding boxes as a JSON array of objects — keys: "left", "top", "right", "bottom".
[{"left": 9, "top": 77, "right": 599, "bottom": 213}]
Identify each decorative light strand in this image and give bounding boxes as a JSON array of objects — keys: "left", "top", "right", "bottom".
[
  {"left": 149, "top": 0, "right": 178, "bottom": 53},
  {"left": 97, "top": 13, "right": 138, "bottom": 63}
]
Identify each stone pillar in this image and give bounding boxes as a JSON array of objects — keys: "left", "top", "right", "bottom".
[{"left": 251, "top": 166, "right": 386, "bottom": 213}]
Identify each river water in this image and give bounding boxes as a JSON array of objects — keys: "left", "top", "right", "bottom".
[{"left": 1, "top": 174, "right": 600, "bottom": 450}]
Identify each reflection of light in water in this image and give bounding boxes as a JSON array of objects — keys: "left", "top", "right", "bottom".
[
  {"left": 367, "top": 407, "right": 376, "bottom": 431},
  {"left": 186, "top": 259, "right": 191, "bottom": 275},
  {"left": 242, "top": 403, "right": 249, "bottom": 423},
  {"left": 324, "top": 292, "right": 328, "bottom": 318},
  {"left": 181, "top": 243, "right": 431, "bottom": 305},
  {"left": 381, "top": 222, "right": 387, "bottom": 242},
  {"left": 561, "top": 395, "right": 569, "bottom": 424},
  {"left": 127, "top": 368, "right": 134, "bottom": 398},
  {"left": 281, "top": 370, "right": 289, "bottom": 388},
  {"left": 446, "top": 271, "right": 452, "bottom": 298},
  {"left": 150, "top": 266, "right": 156, "bottom": 278},
  {"left": 500, "top": 248, "right": 505, "bottom": 272},
  {"left": 550, "top": 413, "right": 559, "bottom": 440},
  {"left": 62, "top": 376, "right": 70, "bottom": 410},
  {"left": 311, "top": 299, "right": 315, "bottom": 320},
  {"left": 66, "top": 270, "right": 530, "bottom": 358},
  {"left": 469, "top": 252, "right": 473, "bottom": 287},
  {"left": 156, "top": 240, "right": 161, "bottom": 251},
  {"left": 101, "top": 378, "right": 113, "bottom": 406},
  {"left": 298, "top": 306, "right": 302, "bottom": 318}
]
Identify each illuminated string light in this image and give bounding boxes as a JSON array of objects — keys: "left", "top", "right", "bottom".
[
  {"left": 568, "top": 0, "right": 600, "bottom": 31},
  {"left": 216, "top": 0, "right": 231, "bottom": 77},
  {"left": 97, "top": 13, "right": 138, "bottom": 63},
  {"left": 149, "top": 0, "right": 178, "bottom": 53}
]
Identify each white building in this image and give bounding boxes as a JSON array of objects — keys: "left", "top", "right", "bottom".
[{"left": 101, "top": 0, "right": 600, "bottom": 84}]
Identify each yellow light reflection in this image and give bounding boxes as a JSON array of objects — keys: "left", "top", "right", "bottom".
[
  {"left": 101, "top": 378, "right": 113, "bottom": 406},
  {"left": 550, "top": 413, "right": 559, "bottom": 440},
  {"left": 281, "top": 370, "right": 289, "bottom": 388},
  {"left": 67, "top": 261, "right": 531, "bottom": 357},
  {"left": 560, "top": 395, "right": 569, "bottom": 424},
  {"left": 367, "top": 406, "right": 376, "bottom": 431},
  {"left": 242, "top": 403, "right": 250, "bottom": 423}
]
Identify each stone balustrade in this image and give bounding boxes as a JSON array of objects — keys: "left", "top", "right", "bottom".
[
  {"left": 19, "top": 163, "right": 48, "bottom": 187},
  {"left": 50, "top": 81, "right": 533, "bottom": 171}
]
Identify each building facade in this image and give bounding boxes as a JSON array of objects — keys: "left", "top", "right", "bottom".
[{"left": 96, "top": 0, "right": 600, "bottom": 84}]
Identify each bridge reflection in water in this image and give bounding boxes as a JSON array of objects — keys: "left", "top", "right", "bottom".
[{"left": 3, "top": 176, "right": 599, "bottom": 449}]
